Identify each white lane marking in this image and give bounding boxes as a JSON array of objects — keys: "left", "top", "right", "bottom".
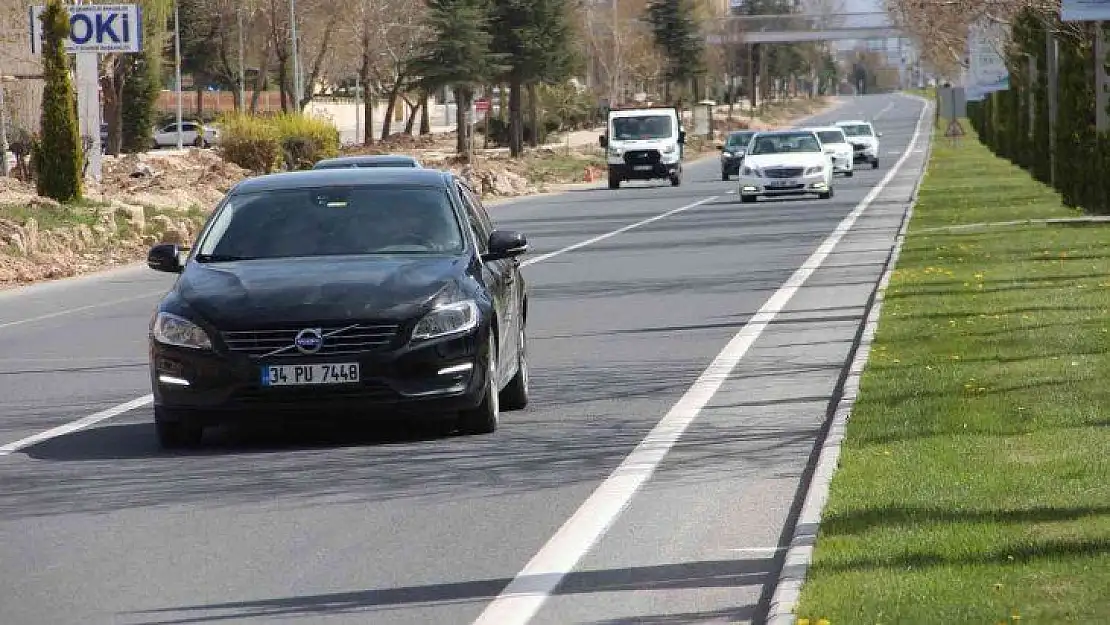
[
  {"left": 0, "top": 290, "right": 166, "bottom": 332},
  {"left": 0, "top": 395, "right": 154, "bottom": 455},
  {"left": 873, "top": 101, "right": 895, "bottom": 120},
  {"left": 0, "top": 195, "right": 721, "bottom": 455},
  {"left": 469, "top": 96, "right": 931, "bottom": 625},
  {"left": 520, "top": 196, "right": 718, "bottom": 267}
]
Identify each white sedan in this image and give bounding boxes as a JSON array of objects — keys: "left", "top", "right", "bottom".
[
  {"left": 737, "top": 129, "right": 834, "bottom": 203},
  {"left": 810, "top": 126, "right": 854, "bottom": 177}
]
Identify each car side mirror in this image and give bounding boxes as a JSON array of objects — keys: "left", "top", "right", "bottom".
[
  {"left": 716, "top": 144, "right": 724, "bottom": 150},
  {"left": 147, "top": 243, "right": 183, "bottom": 273},
  {"left": 599, "top": 135, "right": 608, "bottom": 148},
  {"left": 484, "top": 230, "right": 528, "bottom": 261},
  {"left": 878, "top": 132, "right": 883, "bottom": 137},
  {"left": 678, "top": 130, "right": 686, "bottom": 144}
]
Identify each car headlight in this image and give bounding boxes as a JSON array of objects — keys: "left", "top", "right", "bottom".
[
  {"left": 662, "top": 144, "right": 676, "bottom": 154},
  {"left": 151, "top": 312, "right": 212, "bottom": 350},
  {"left": 412, "top": 300, "right": 479, "bottom": 341},
  {"left": 805, "top": 165, "right": 824, "bottom": 175},
  {"left": 608, "top": 147, "right": 622, "bottom": 158},
  {"left": 741, "top": 166, "right": 761, "bottom": 177}
]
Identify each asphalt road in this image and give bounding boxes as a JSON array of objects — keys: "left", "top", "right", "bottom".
[{"left": 0, "top": 93, "right": 931, "bottom": 625}]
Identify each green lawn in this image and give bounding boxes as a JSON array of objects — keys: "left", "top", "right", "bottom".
[{"left": 795, "top": 122, "right": 1110, "bottom": 623}]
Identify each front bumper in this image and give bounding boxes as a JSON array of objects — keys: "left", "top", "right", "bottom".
[
  {"left": 149, "top": 330, "right": 489, "bottom": 422},
  {"left": 720, "top": 155, "right": 744, "bottom": 174},
  {"left": 609, "top": 161, "right": 680, "bottom": 180},
  {"left": 851, "top": 144, "right": 877, "bottom": 161},
  {"left": 738, "top": 173, "right": 830, "bottom": 197}
]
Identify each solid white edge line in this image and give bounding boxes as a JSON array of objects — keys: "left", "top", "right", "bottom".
[
  {"left": 0, "top": 394, "right": 154, "bottom": 456},
  {"left": 764, "top": 93, "right": 935, "bottom": 625},
  {"left": 468, "top": 95, "right": 933, "bottom": 625},
  {"left": 0, "top": 194, "right": 724, "bottom": 455}
]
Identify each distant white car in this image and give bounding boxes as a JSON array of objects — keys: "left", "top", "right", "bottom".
[
  {"left": 834, "top": 119, "right": 881, "bottom": 169},
  {"left": 809, "top": 126, "right": 854, "bottom": 177},
  {"left": 152, "top": 121, "right": 220, "bottom": 148},
  {"left": 737, "top": 129, "right": 834, "bottom": 203}
]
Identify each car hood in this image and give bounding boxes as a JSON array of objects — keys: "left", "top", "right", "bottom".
[
  {"left": 847, "top": 136, "right": 877, "bottom": 146},
  {"left": 174, "top": 255, "right": 468, "bottom": 328},
  {"left": 743, "top": 153, "right": 827, "bottom": 169}
]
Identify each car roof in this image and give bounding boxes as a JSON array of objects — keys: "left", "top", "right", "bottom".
[
  {"left": 835, "top": 120, "right": 872, "bottom": 126},
  {"left": 229, "top": 167, "right": 455, "bottom": 195},
  {"left": 728, "top": 129, "right": 756, "bottom": 135},
  {"left": 808, "top": 126, "right": 846, "bottom": 132},
  {"left": 313, "top": 155, "right": 421, "bottom": 168},
  {"left": 752, "top": 129, "right": 818, "bottom": 136}
]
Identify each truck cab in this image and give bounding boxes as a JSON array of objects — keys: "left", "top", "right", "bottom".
[{"left": 599, "top": 106, "right": 686, "bottom": 189}]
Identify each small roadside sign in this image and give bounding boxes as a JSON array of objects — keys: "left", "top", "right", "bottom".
[
  {"left": 945, "top": 119, "right": 965, "bottom": 137},
  {"left": 475, "top": 98, "right": 490, "bottom": 113}
]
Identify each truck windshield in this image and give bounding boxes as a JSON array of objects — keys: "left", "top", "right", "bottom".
[{"left": 612, "top": 115, "right": 673, "bottom": 140}]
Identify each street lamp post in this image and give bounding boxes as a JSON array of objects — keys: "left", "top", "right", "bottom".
[
  {"left": 237, "top": 4, "right": 246, "bottom": 112},
  {"left": 174, "top": 0, "right": 183, "bottom": 149}
]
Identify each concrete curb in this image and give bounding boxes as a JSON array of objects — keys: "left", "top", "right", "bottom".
[{"left": 763, "top": 93, "right": 935, "bottom": 625}]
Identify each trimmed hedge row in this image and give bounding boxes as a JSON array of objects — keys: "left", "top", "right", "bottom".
[{"left": 969, "top": 12, "right": 1110, "bottom": 213}]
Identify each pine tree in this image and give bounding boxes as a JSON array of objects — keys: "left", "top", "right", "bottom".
[
  {"left": 410, "top": 0, "right": 507, "bottom": 156},
  {"left": 34, "top": 0, "right": 83, "bottom": 202},
  {"left": 645, "top": 0, "right": 706, "bottom": 104}
]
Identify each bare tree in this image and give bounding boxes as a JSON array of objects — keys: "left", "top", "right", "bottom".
[{"left": 263, "top": 0, "right": 344, "bottom": 111}]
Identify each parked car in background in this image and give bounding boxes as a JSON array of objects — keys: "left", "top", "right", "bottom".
[
  {"left": 152, "top": 121, "right": 220, "bottom": 148},
  {"left": 718, "top": 130, "right": 757, "bottom": 181},
  {"left": 313, "top": 155, "right": 423, "bottom": 169}
]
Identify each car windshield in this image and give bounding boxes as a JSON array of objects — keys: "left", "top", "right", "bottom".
[
  {"left": 748, "top": 133, "right": 822, "bottom": 155},
  {"left": 611, "top": 115, "right": 673, "bottom": 140},
  {"left": 817, "top": 130, "right": 846, "bottom": 144},
  {"left": 727, "top": 132, "right": 755, "bottom": 147},
  {"left": 195, "top": 185, "right": 466, "bottom": 260},
  {"left": 840, "top": 124, "right": 874, "bottom": 137}
]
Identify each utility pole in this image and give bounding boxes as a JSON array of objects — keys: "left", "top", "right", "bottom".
[
  {"left": 610, "top": 0, "right": 618, "bottom": 107},
  {"left": 174, "top": 0, "right": 184, "bottom": 150},
  {"left": 0, "top": 73, "right": 9, "bottom": 177},
  {"left": 290, "top": 0, "right": 303, "bottom": 109},
  {"left": 237, "top": 3, "right": 246, "bottom": 112}
]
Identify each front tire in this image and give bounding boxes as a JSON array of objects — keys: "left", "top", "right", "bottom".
[
  {"left": 458, "top": 336, "right": 500, "bottom": 435},
  {"left": 499, "top": 326, "right": 529, "bottom": 411},
  {"left": 872, "top": 158, "right": 879, "bottom": 169},
  {"left": 740, "top": 194, "right": 757, "bottom": 203},
  {"left": 721, "top": 170, "right": 730, "bottom": 181},
  {"left": 154, "top": 407, "right": 204, "bottom": 449},
  {"left": 845, "top": 169, "right": 854, "bottom": 178}
]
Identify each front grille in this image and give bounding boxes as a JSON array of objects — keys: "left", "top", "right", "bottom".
[
  {"left": 852, "top": 143, "right": 867, "bottom": 152},
  {"left": 232, "top": 381, "right": 399, "bottom": 404},
  {"left": 763, "top": 167, "right": 804, "bottom": 178},
  {"left": 623, "top": 149, "right": 661, "bottom": 165},
  {"left": 221, "top": 324, "right": 400, "bottom": 358}
]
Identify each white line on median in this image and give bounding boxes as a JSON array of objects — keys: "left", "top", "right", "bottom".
[
  {"left": 0, "top": 290, "right": 168, "bottom": 332},
  {"left": 0, "top": 395, "right": 154, "bottom": 455},
  {"left": 468, "top": 97, "right": 930, "bottom": 625},
  {"left": 520, "top": 196, "right": 718, "bottom": 267},
  {"left": 0, "top": 195, "right": 720, "bottom": 456}
]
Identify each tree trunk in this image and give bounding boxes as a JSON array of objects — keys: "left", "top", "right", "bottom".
[
  {"left": 404, "top": 95, "right": 422, "bottom": 134},
  {"left": 100, "top": 70, "right": 124, "bottom": 156},
  {"left": 508, "top": 73, "right": 524, "bottom": 157},
  {"left": 527, "top": 83, "right": 539, "bottom": 148},
  {"left": 195, "top": 85, "right": 203, "bottom": 117},
  {"left": 359, "top": 56, "right": 374, "bottom": 144},
  {"left": 277, "top": 55, "right": 290, "bottom": 112},
  {"left": 419, "top": 91, "right": 430, "bottom": 135},
  {"left": 380, "top": 75, "right": 405, "bottom": 140},
  {"left": 250, "top": 45, "right": 270, "bottom": 113},
  {"left": 454, "top": 86, "right": 469, "bottom": 157}
]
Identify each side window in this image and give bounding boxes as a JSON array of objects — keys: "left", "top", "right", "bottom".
[{"left": 456, "top": 183, "right": 490, "bottom": 253}]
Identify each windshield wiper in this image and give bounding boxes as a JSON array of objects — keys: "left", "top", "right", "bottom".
[{"left": 195, "top": 254, "right": 255, "bottom": 263}]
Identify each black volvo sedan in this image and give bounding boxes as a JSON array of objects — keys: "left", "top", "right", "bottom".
[{"left": 145, "top": 167, "right": 530, "bottom": 448}]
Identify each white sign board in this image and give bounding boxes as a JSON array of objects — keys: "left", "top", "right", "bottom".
[
  {"left": 965, "top": 19, "right": 1010, "bottom": 101},
  {"left": 1061, "top": 0, "right": 1110, "bottom": 21},
  {"left": 29, "top": 4, "right": 142, "bottom": 54}
]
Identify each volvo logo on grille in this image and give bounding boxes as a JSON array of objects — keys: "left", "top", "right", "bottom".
[{"left": 293, "top": 328, "right": 324, "bottom": 354}]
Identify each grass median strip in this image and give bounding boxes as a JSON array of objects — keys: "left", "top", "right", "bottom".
[{"left": 795, "top": 121, "right": 1110, "bottom": 623}]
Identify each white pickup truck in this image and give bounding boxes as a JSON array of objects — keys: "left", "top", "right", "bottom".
[{"left": 598, "top": 106, "right": 686, "bottom": 189}]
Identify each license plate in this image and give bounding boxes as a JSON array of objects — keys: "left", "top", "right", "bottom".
[
  {"left": 633, "top": 165, "right": 653, "bottom": 171},
  {"left": 767, "top": 179, "right": 796, "bottom": 187},
  {"left": 261, "top": 363, "right": 359, "bottom": 386}
]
